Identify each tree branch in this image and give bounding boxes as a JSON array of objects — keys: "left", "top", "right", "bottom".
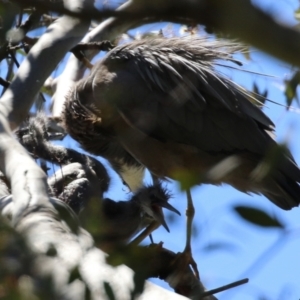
[
  {"left": 0, "top": 194, "right": 191, "bottom": 300},
  {"left": 15, "top": 0, "right": 300, "bottom": 68},
  {"left": 0, "top": 1, "right": 91, "bottom": 130}
]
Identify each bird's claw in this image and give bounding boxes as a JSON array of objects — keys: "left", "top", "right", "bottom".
[{"left": 172, "top": 249, "right": 200, "bottom": 281}]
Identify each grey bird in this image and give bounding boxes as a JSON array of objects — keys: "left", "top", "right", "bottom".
[
  {"left": 16, "top": 114, "right": 180, "bottom": 248},
  {"left": 62, "top": 36, "right": 300, "bottom": 278},
  {"left": 63, "top": 36, "right": 300, "bottom": 210},
  {"left": 98, "top": 184, "right": 180, "bottom": 249}
]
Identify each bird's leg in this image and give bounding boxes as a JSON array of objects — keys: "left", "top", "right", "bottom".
[
  {"left": 173, "top": 189, "right": 200, "bottom": 280},
  {"left": 130, "top": 221, "right": 160, "bottom": 246},
  {"left": 183, "top": 188, "right": 200, "bottom": 279},
  {"left": 148, "top": 173, "right": 160, "bottom": 243}
]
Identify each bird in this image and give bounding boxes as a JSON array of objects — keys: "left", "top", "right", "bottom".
[
  {"left": 62, "top": 36, "right": 300, "bottom": 277},
  {"left": 16, "top": 114, "right": 180, "bottom": 250},
  {"left": 63, "top": 84, "right": 145, "bottom": 191},
  {"left": 98, "top": 184, "right": 180, "bottom": 250},
  {"left": 16, "top": 113, "right": 110, "bottom": 212}
]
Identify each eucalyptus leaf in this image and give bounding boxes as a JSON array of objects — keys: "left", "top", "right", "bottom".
[{"left": 234, "top": 206, "right": 285, "bottom": 229}]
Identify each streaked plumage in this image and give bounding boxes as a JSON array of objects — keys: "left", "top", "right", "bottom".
[
  {"left": 16, "top": 114, "right": 180, "bottom": 246},
  {"left": 63, "top": 37, "right": 300, "bottom": 210}
]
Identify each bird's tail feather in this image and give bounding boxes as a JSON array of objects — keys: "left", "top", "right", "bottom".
[{"left": 262, "top": 165, "right": 300, "bottom": 210}]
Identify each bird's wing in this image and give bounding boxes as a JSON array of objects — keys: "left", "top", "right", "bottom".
[
  {"left": 88, "top": 37, "right": 300, "bottom": 209},
  {"left": 95, "top": 37, "right": 274, "bottom": 155}
]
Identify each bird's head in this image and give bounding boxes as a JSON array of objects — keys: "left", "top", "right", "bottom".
[{"left": 132, "top": 184, "right": 181, "bottom": 232}]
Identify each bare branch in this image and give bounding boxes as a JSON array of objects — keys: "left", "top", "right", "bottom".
[
  {"left": 0, "top": 114, "right": 51, "bottom": 223},
  {"left": 0, "top": 5, "right": 91, "bottom": 129},
  {"left": 0, "top": 194, "right": 191, "bottom": 300},
  {"left": 15, "top": 0, "right": 300, "bottom": 68}
]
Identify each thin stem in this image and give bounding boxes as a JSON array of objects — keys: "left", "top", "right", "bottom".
[
  {"left": 184, "top": 188, "right": 195, "bottom": 252},
  {"left": 202, "top": 278, "right": 249, "bottom": 297}
]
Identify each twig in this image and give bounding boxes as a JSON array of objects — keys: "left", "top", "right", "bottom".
[
  {"left": 201, "top": 278, "right": 249, "bottom": 297},
  {"left": 70, "top": 41, "right": 115, "bottom": 69},
  {"left": 19, "top": 11, "right": 41, "bottom": 32},
  {"left": 13, "top": 0, "right": 300, "bottom": 69},
  {"left": 0, "top": 78, "right": 10, "bottom": 88},
  {"left": 8, "top": 50, "right": 20, "bottom": 68},
  {"left": 0, "top": 12, "right": 90, "bottom": 130}
]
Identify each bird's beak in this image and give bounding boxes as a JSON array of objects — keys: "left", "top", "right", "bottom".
[
  {"left": 151, "top": 206, "right": 170, "bottom": 232},
  {"left": 151, "top": 201, "right": 181, "bottom": 233},
  {"left": 154, "top": 201, "right": 181, "bottom": 216}
]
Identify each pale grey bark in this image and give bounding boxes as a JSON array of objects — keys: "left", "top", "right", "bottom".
[
  {"left": 0, "top": 195, "right": 189, "bottom": 300},
  {"left": 0, "top": 115, "right": 51, "bottom": 223},
  {"left": 0, "top": 14, "right": 90, "bottom": 130},
  {"left": 0, "top": 0, "right": 92, "bottom": 221}
]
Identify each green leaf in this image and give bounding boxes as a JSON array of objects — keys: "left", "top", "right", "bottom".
[
  {"left": 234, "top": 206, "right": 285, "bottom": 229},
  {"left": 45, "top": 244, "right": 57, "bottom": 257},
  {"left": 294, "top": 8, "right": 300, "bottom": 21},
  {"left": 131, "top": 273, "right": 145, "bottom": 300},
  {"left": 284, "top": 70, "right": 300, "bottom": 108},
  {"left": 202, "top": 242, "right": 239, "bottom": 253},
  {"left": 85, "top": 284, "right": 92, "bottom": 300},
  {"left": 68, "top": 266, "right": 81, "bottom": 283},
  {"left": 103, "top": 281, "right": 116, "bottom": 300},
  {"left": 173, "top": 169, "right": 200, "bottom": 190}
]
